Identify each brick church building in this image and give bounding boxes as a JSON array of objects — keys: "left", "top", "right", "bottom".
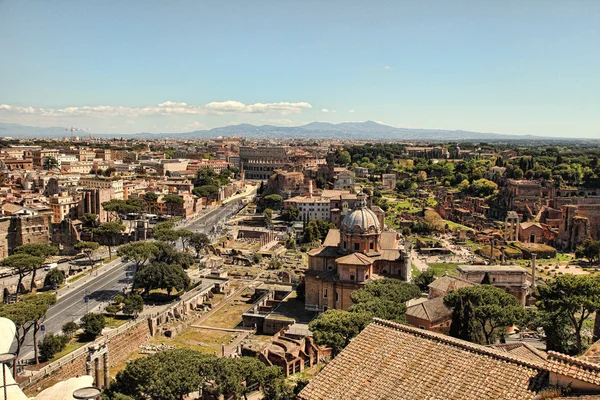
[{"left": 304, "top": 196, "right": 412, "bottom": 312}]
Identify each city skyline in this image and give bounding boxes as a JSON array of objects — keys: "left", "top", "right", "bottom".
[{"left": 1, "top": 0, "right": 599, "bottom": 137}]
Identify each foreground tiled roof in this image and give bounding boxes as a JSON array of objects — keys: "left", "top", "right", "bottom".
[
  {"left": 298, "top": 319, "right": 548, "bottom": 400},
  {"left": 547, "top": 351, "right": 600, "bottom": 386},
  {"left": 335, "top": 252, "right": 373, "bottom": 266}
]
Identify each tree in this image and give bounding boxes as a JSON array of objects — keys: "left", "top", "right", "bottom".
[
  {"left": 575, "top": 239, "right": 600, "bottom": 264},
  {"left": 0, "top": 293, "right": 56, "bottom": 367},
  {"left": 38, "top": 333, "right": 69, "bottom": 362},
  {"left": 92, "top": 222, "right": 126, "bottom": 258},
  {"left": 117, "top": 242, "right": 159, "bottom": 270},
  {"left": 143, "top": 192, "right": 159, "bottom": 213},
  {"left": 444, "top": 285, "right": 525, "bottom": 345},
  {"left": 106, "top": 304, "right": 120, "bottom": 318},
  {"left": 43, "top": 156, "right": 59, "bottom": 170},
  {"left": 263, "top": 194, "right": 283, "bottom": 210},
  {"left": 177, "top": 229, "right": 193, "bottom": 249},
  {"left": 349, "top": 278, "right": 421, "bottom": 323},
  {"left": 80, "top": 312, "right": 106, "bottom": 338},
  {"left": 62, "top": 321, "right": 78, "bottom": 337},
  {"left": 14, "top": 243, "right": 59, "bottom": 291},
  {"left": 470, "top": 178, "right": 498, "bottom": 197},
  {"left": 296, "top": 279, "right": 305, "bottom": 301},
  {"left": 413, "top": 268, "right": 436, "bottom": 292},
  {"left": 337, "top": 150, "right": 351, "bottom": 166},
  {"left": 192, "top": 184, "right": 219, "bottom": 199},
  {"left": 82, "top": 212, "right": 98, "bottom": 228},
  {"left": 75, "top": 241, "right": 101, "bottom": 273},
  {"left": 152, "top": 241, "right": 194, "bottom": 269},
  {"left": 309, "top": 310, "right": 372, "bottom": 355},
  {"left": 135, "top": 262, "right": 190, "bottom": 296},
  {"left": 1, "top": 253, "right": 43, "bottom": 300},
  {"left": 122, "top": 293, "right": 144, "bottom": 317},
  {"left": 536, "top": 274, "right": 600, "bottom": 354},
  {"left": 162, "top": 194, "right": 184, "bottom": 218},
  {"left": 44, "top": 268, "right": 65, "bottom": 287},
  {"left": 264, "top": 208, "right": 273, "bottom": 228},
  {"left": 281, "top": 206, "right": 300, "bottom": 222},
  {"left": 303, "top": 219, "right": 335, "bottom": 244},
  {"left": 189, "top": 232, "right": 210, "bottom": 257},
  {"left": 153, "top": 228, "right": 180, "bottom": 244},
  {"left": 481, "top": 272, "right": 492, "bottom": 285},
  {"left": 106, "top": 349, "right": 215, "bottom": 400}
]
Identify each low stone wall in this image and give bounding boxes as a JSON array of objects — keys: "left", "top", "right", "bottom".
[{"left": 21, "top": 284, "right": 217, "bottom": 395}]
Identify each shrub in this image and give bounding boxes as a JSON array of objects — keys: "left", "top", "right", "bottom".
[
  {"left": 62, "top": 321, "right": 79, "bottom": 337},
  {"left": 38, "top": 333, "right": 69, "bottom": 361},
  {"left": 44, "top": 268, "right": 65, "bottom": 287},
  {"left": 80, "top": 313, "right": 106, "bottom": 338}
]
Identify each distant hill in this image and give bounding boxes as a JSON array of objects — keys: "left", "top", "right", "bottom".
[{"left": 0, "top": 121, "right": 589, "bottom": 142}]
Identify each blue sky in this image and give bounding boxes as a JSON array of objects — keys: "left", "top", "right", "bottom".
[{"left": 0, "top": 0, "right": 599, "bottom": 137}]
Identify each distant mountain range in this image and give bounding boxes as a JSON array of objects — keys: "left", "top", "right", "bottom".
[{"left": 0, "top": 121, "right": 592, "bottom": 142}]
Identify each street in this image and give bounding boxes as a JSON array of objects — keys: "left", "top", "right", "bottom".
[{"left": 11, "top": 189, "right": 255, "bottom": 362}]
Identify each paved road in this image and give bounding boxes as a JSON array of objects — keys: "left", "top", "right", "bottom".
[{"left": 15, "top": 259, "right": 133, "bottom": 360}]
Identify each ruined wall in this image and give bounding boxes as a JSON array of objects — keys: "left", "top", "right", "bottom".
[{"left": 23, "top": 320, "right": 151, "bottom": 396}]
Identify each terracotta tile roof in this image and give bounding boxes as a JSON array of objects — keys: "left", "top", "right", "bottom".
[
  {"left": 428, "top": 274, "right": 475, "bottom": 293},
  {"left": 546, "top": 351, "right": 600, "bottom": 386},
  {"left": 335, "top": 252, "right": 373, "bottom": 266},
  {"left": 405, "top": 297, "right": 452, "bottom": 323},
  {"left": 322, "top": 229, "right": 340, "bottom": 247},
  {"left": 379, "top": 231, "right": 399, "bottom": 250},
  {"left": 490, "top": 342, "right": 548, "bottom": 363},
  {"left": 298, "top": 318, "right": 548, "bottom": 400}
]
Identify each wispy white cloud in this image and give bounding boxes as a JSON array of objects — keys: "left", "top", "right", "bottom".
[
  {"left": 383, "top": 65, "right": 392, "bottom": 70},
  {"left": 0, "top": 100, "right": 313, "bottom": 118},
  {"left": 348, "top": 109, "right": 356, "bottom": 113},
  {"left": 320, "top": 108, "right": 330, "bottom": 113}
]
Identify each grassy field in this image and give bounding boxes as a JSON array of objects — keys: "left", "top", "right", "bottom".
[
  {"left": 202, "top": 297, "right": 253, "bottom": 329},
  {"left": 150, "top": 327, "right": 235, "bottom": 355},
  {"left": 104, "top": 314, "right": 133, "bottom": 328},
  {"left": 49, "top": 334, "right": 89, "bottom": 362},
  {"left": 443, "top": 220, "right": 474, "bottom": 232},
  {"left": 428, "top": 262, "right": 462, "bottom": 276}
]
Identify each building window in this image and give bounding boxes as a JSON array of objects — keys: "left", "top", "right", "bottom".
[
  {"left": 365, "top": 274, "right": 369, "bottom": 280},
  {"left": 323, "top": 288, "right": 328, "bottom": 298},
  {"left": 343, "top": 241, "right": 346, "bottom": 249},
  {"left": 350, "top": 275, "right": 355, "bottom": 281},
  {"left": 354, "top": 243, "right": 359, "bottom": 251},
  {"left": 419, "top": 325, "right": 425, "bottom": 329},
  {"left": 369, "top": 242, "right": 374, "bottom": 250},
  {"left": 335, "top": 291, "right": 339, "bottom": 302},
  {"left": 492, "top": 277, "right": 496, "bottom": 282}
]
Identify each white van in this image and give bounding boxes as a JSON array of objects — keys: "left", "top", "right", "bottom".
[{"left": 43, "top": 262, "right": 58, "bottom": 271}]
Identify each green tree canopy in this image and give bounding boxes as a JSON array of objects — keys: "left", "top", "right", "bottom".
[
  {"left": 117, "top": 242, "right": 159, "bottom": 269},
  {"left": 413, "top": 268, "right": 437, "bottom": 292},
  {"left": 189, "top": 232, "right": 210, "bottom": 257},
  {"left": 303, "top": 219, "right": 335, "bottom": 244},
  {"left": 281, "top": 206, "right": 300, "bottom": 222},
  {"left": 122, "top": 293, "right": 144, "bottom": 316},
  {"left": 80, "top": 312, "right": 106, "bottom": 338},
  {"left": 135, "top": 262, "right": 190, "bottom": 296},
  {"left": 575, "top": 239, "right": 600, "bottom": 264},
  {"left": 14, "top": 243, "right": 59, "bottom": 290},
  {"left": 536, "top": 274, "right": 600, "bottom": 354},
  {"left": 349, "top": 278, "right": 421, "bottom": 323},
  {"left": 1, "top": 253, "right": 44, "bottom": 300},
  {"left": 263, "top": 194, "right": 283, "bottom": 210},
  {"left": 92, "top": 222, "right": 126, "bottom": 258},
  {"left": 75, "top": 241, "right": 101, "bottom": 272},
  {"left": 445, "top": 285, "right": 525, "bottom": 345},
  {"left": 192, "top": 184, "right": 219, "bottom": 199},
  {"left": 308, "top": 310, "right": 372, "bottom": 355}
]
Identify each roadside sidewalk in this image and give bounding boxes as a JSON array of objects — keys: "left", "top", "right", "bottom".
[{"left": 55, "top": 257, "right": 124, "bottom": 301}]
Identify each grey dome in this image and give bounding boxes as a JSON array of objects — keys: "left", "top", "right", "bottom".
[{"left": 341, "top": 206, "right": 380, "bottom": 234}]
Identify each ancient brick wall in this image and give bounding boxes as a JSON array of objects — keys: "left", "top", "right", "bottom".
[{"left": 22, "top": 320, "right": 152, "bottom": 396}]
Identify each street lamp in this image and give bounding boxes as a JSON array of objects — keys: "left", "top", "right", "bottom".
[
  {"left": 73, "top": 386, "right": 102, "bottom": 399},
  {"left": 0, "top": 353, "right": 17, "bottom": 400}
]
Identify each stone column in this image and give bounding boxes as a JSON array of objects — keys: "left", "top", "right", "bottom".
[
  {"left": 501, "top": 246, "right": 506, "bottom": 265},
  {"left": 531, "top": 253, "right": 537, "bottom": 290},
  {"left": 94, "top": 358, "right": 101, "bottom": 388},
  {"left": 103, "top": 352, "right": 110, "bottom": 389}
]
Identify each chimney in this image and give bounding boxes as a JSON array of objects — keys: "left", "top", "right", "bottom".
[{"left": 531, "top": 253, "right": 537, "bottom": 289}]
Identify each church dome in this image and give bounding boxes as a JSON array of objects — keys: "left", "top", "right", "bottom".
[{"left": 341, "top": 201, "right": 380, "bottom": 234}]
